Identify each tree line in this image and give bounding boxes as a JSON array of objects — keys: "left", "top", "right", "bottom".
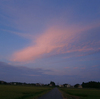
[
  {"left": 0, "top": 80, "right": 100, "bottom": 88},
  {"left": 82, "top": 81, "right": 100, "bottom": 88}
]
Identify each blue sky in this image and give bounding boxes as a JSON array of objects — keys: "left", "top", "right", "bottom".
[{"left": 0, "top": 0, "right": 100, "bottom": 85}]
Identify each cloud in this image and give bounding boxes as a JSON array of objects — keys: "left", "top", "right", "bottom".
[
  {"left": 65, "top": 67, "right": 70, "bottom": 69},
  {"left": 92, "top": 65, "right": 99, "bottom": 67},
  {"left": 0, "top": 61, "right": 54, "bottom": 82},
  {"left": 0, "top": 61, "right": 77, "bottom": 84},
  {"left": 28, "top": 75, "right": 40, "bottom": 77},
  {"left": 1, "top": 29, "right": 34, "bottom": 39},
  {"left": 10, "top": 26, "right": 75, "bottom": 62},
  {"left": 11, "top": 24, "right": 100, "bottom": 62},
  {"left": 0, "top": 61, "right": 55, "bottom": 76},
  {"left": 74, "top": 67, "right": 78, "bottom": 69},
  {"left": 0, "top": 61, "right": 100, "bottom": 84}
]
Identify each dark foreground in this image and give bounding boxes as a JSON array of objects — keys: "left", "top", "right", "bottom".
[{"left": 38, "top": 87, "right": 63, "bottom": 99}]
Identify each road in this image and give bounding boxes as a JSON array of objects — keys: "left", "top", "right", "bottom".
[{"left": 38, "top": 88, "right": 63, "bottom": 99}]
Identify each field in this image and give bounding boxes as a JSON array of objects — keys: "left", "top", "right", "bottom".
[
  {"left": 59, "top": 88, "right": 100, "bottom": 99},
  {"left": 0, "top": 85, "right": 52, "bottom": 99}
]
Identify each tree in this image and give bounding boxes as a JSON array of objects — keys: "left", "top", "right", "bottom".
[
  {"left": 50, "top": 81, "right": 55, "bottom": 86},
  {"left": 82, "top": 81, "right": 100, "bottom": 88},
  {"left": 74, "top": 84, "right": 80, "bottom": 88}
]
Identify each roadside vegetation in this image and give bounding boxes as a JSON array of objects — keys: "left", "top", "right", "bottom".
[
  {"left": 0, "top": 85, "right": 53, "bottom": 99},
  {"left": 59, "top": 88, "right": 100, "bottom": 99}
]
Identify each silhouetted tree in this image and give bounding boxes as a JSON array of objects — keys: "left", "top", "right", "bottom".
[
  {"left": 50, "top": 81, "right": 55, "bottom": 86},
  {"left": 74, "top": 84, "right": 80, "bottom": 88},
  {"left": 82, "top": 81, "right": 100, "bottom": 88}
]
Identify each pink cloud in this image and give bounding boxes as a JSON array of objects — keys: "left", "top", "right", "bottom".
[
  {"left": 65, "top": 67, "right": 70, "bottom": 69},
  {"left": 92, "top": 65, "right": 99, "bottom": 67},
  {"left": 11, "top": 24, "right": 100, "bottom": 62},
  {"left": 29, "top": 75, "right": 40, "bottom": 77},
  {"left": 74, "top": 67, "right": 78, "bottom": 69},
  {"left": 11, "top": 26, "right": 78, "bottom": 62}
]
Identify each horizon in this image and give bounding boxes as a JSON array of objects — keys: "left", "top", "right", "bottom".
[
  {"left": 0, "top": 0, "right": 100, "bottom": 85},
  {"left": 1, "top": 79, "right": 99, "bottom": 86}
]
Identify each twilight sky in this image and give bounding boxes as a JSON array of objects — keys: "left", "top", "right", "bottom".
[{"left": 0, "top": 0, "right": 100, "bottom": 85}]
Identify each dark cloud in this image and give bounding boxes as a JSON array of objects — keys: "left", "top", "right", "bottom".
[
  {"left": 0, "top": 61, "right": 100, "bottom": 85},
  {"left": 0, "top": 61, "right": 84, "bottom": 84},
  {"left": 0, "top": 61, "right": 54, "bottom": 83}
]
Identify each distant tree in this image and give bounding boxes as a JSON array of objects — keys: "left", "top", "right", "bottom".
[
  {"left": 63, "top": 83, "right": 68, "bottom": 87},
  {"left": 82, "top": 81, "right": 100, "bottom": 88},
  {"left": 50, "top": 81, "right": 55, "bottom": 86},
  {"left": 74, "top": 84, "right": 80, "bottom": 88},
  {"left": 82, "top": 82, "right": 85, "bottom": 87},
  {"left": 0, "top": 81, "right": 7, "bottom": 85}
]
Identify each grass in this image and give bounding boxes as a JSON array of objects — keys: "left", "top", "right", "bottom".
[
  {"left": 59, "top": 88, "right": 100, "bottom": 99},
  {"left": 0, "top": 85, "right": 53, "bottom": 99}
]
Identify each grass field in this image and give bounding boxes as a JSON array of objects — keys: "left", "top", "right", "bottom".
[
  {"left": 59, "top": 88, "right": 100, "bottom": 99},
  {"left": 0, "top": 85, "right": 52, "bottom": 99}
]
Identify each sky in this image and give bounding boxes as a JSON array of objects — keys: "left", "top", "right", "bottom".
[{"left": 0, "top": 0, "right": 100, "bottom": 85}]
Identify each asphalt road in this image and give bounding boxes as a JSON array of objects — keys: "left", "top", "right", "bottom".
[{"left": 38, "top": 88, "right": 63, "bottom": 99}]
